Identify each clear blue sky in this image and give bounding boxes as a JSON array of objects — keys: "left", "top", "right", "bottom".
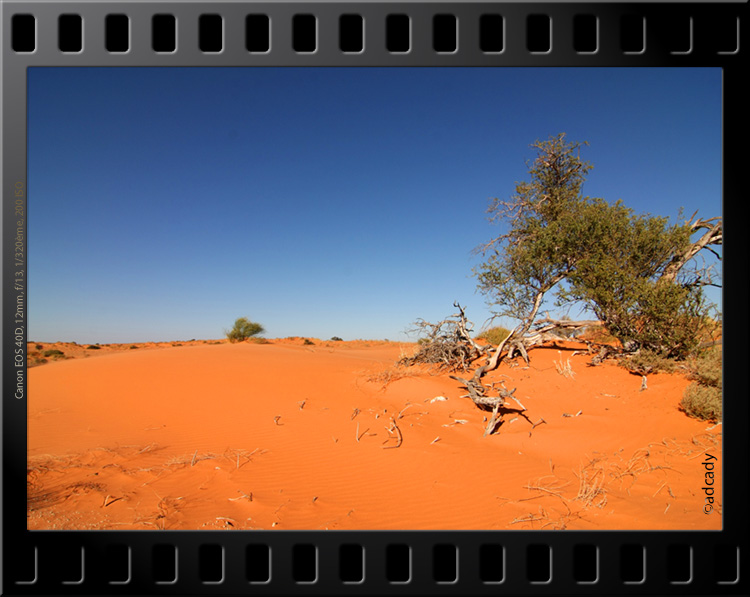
[{"left": 28, "top": 67, "right": 721, "bottom": 343}]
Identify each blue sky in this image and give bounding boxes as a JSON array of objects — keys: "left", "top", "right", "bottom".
[{"left": 28, "top": 67, "right": 721, "bottom": 343}]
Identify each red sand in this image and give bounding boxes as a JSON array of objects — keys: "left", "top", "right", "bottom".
[{"left": 27, "top": 339, "right": 721, "bottom": 530}]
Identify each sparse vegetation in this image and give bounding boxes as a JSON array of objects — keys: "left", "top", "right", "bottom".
[
  {"left": 248, "top": 337, "right": 270, "bottom": 344},
  {"left": 42, "top": 349, "right": 64, "bottom": 358},
  {"left": 680, "top": 347, "right": 722, "bottom": 422},
  {"left": 330, "top": 336, "right": 343, "bottom": 342},
  {"left": 225, "top": 317, "right": 265, "bottom": 343},
  {"left": 303, "top": 338, "right": 315, "bottom": 346},
  {"left": 130, "top": 345, "right": 139, "bottom": 349},
  {"left": 86, "top": 345, "right": 101, "bottom": 350}
]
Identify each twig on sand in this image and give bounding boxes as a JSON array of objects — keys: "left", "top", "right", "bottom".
[
  {"left": 298, "top": 399, "right": 307, "bottom": 410},
  {"left": 191, "top": 449, "right": 198, "bottom": 467},
  {"left": 430, "top": 436, "right": 441, "bottom": 445},
  {"left": 529, "top": 417, "right": 547, "bottom": 437},
  {"left": 351, "top": 408, "right": 361, "bottom": 421},
  {"left": 274, "top": 416, "right": 282, "bottom": 426},
  {"left": 102, "top": 495, "right": 123, "bottom": 508},
  {"left": 356, "top": 425, "right": 370, "bottom": 442},
  {"left": 396, "top": 404, "right": 413, "bottom": 420},
  {"left": 382, "top": 418, "right": 403, "bottom": 449}
]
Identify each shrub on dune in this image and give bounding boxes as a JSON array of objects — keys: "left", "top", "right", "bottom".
[{"left": 225, "top": 317, "right": 265, "bottom": 343}]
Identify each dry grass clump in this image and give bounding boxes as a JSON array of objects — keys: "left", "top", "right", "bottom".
[
  {"left": 553, "top": 351, "right": 575, "bottom": 378},
  {"left": 681, "top": 385, "right": 721, "bottom": 422},
  {"left": 364, "top": 365, "right": 419, "bottom": 389},
  {"left": 680, "top": 347, "right": 722, "bottom": 422}
]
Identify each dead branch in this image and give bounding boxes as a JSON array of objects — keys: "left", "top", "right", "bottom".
[{"left": 660, "top": 217, "right": 722, "bottom": 284}]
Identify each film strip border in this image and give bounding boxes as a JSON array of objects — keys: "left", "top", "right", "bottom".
[
  {"left": 4, "top": 2, "right": 744, "bottom": 65},
  {"left": 3, "top": 1, "right": 748, "bottom": 596},
  {"left": 9, "top": 533, "right": 745, "bottom": 592}
]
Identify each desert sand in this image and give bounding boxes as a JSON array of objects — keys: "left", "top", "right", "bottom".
[{"left": 27, "top": 338, "right": 721, "bottom": 530}]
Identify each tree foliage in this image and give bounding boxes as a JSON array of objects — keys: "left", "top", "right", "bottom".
[
  {"left": 475, "top": 133, "right": 721, "bottom": 359},
  {"left": 226, "top": 317, "right": 265, "bottom": 343}
]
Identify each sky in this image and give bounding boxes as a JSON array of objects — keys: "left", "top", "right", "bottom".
[{"left": 28, "top": 67, "right": 722, "bottom": 344}]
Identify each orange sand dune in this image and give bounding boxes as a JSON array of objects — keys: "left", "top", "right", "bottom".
[{"left": 27, "top": 340, "right": 721, "bottom": 530}]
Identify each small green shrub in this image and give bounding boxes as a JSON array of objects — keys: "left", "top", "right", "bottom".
[
  {"left": 130, "top": 345, "right": 139, "bottom": 349},
  {"left": 303, "top": 338, "right": 315, "bottom": 346},
  {"left": 35, "top": 344, "right": 43, "bottom": 350},
  {"left": 42, "top": 349, "right": 64, "bottom": 357},
  {"left": 226, "top": 317, "right": 265, "bottom": 343},
  {"left": 172, "top": 343, "right": 182, "bottom": 347},
  {"left": 86, "top": 345, "right": 101, "bottom": 350},
  {"left": 476, "top": 326, "right": 512, "bottom": 345},
  {"left": 248, "top": 337, "right": 270, "bottom": 344},
  {"left": 330, "top": 336, "right": 343, "bottom": 342}
]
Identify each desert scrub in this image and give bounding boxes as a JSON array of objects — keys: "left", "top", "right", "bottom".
[
  {"left": 476, "top": 326, "right": 511, "bottom": 345},
  {"left": 226, "top": 317, "right": 265, "bottom": 343},
  {"left": 621, "top": 349, "right": 678, "bottom": 375},
  {"left": 303, "top": 338, "right": 315, "bottom": 346},
  {"left": 129, "top": 345, "right": 139, "bottom": 349},
  {"left": 680, "top": 347, "right": 722, "bottom": 422},
  {"left": 248, "top": 337, "right": 270, "bottom": 344},
  {"left": 42, "top": 349, "right": 64, "bottom": 358},
  {"left": 330, "top": 336, "right": 343, "bottom": 342},
  {"left": 86, "top": 345, "right": 101, "bottom": 350}
]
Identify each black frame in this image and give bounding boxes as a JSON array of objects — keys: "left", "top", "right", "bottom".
[{"left": 3, "top": 1, "right": 747, "bottom": 594}]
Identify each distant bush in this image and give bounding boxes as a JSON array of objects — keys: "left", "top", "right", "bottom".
[
  {"left": 248, "top": 337, "right": 270, "bottom": 344},
  {"left": 42, "top": 349, "right": 64, "bottom": 358},
  {"left": 35, "top": 344, "right": 43, "bottom": 350},
  {"left": 86, "top": 345, "right": 101, "bottom": 350},
  {"left": 226, "top": 317, "right": 265, "bottom": 343},
  {"left": 680, "top": 347, "right": 722, "bottom": 422},
  {"left": 476, "top": 326, "right": 512, "bottom": 345},
  {"left": 129, "top": 345, "right": 139, "bottom": 349},
  {"left": 172, "top": 343, "right": 182, "bottom": 347},
  {"left": 330, "top": 336, "right": 343, "bottom": 342},
  {"left": 303, "top": 338, "right": 315, "bottom": 346}
]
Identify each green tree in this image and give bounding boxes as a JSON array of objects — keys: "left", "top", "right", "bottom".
[
  {"left": 475, "top": 133, "right": 721, "bottom": 360},
  {"left": 226, "top": 317, "right": 265, "bottom": 343}
]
